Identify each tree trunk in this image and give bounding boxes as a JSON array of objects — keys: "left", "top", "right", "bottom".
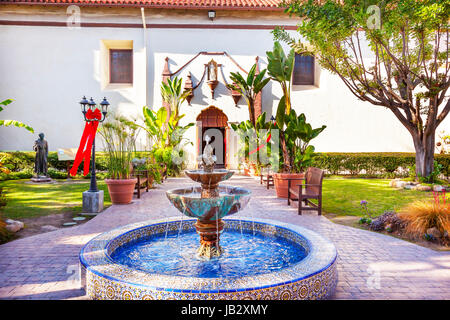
[
  {"left": 247, "top": 99, "right": 256, "bottom": 126},
  {"left": 412, "top": 132, "right": 435, "bottom": 179}
]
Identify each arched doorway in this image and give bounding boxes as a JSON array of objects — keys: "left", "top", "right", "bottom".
[{"left": 196, "top": 106, "right": 229, "bottom": 168}]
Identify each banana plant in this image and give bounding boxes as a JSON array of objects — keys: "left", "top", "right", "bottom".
[
  {"left": 161, "top": 77, "right": 191, "bottom": 126},
  {"left": 0, "top": 99, "right": 34, "bottom": 133},
  {"left": 266, "top": 41, "right": 295, "bottom": 129},
  {"left": 227, "top": 64, "right": 270, "bottom": 126},
  {"left": 142, "top": 106, "right": 193, "bottom": 149}
]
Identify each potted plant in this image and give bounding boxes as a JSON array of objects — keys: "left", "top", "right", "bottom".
[
  {"left": 99, "top": 115, "right": 139, "bottom": 204},
  {"left": 267, "top": 41, "right": 326, "bottom": 197},
  {"left": 231, "top": 112, "right": 273, "bottom": 177}
]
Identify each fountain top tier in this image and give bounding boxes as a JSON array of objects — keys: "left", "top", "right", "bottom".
[{"left": 184, "top": 135, "right": 234, "bottom": 198}]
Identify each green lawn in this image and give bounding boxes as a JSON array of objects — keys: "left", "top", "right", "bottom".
[
  {"left": 322, "top": 177, "right": 430, "bottom": 216},
  {"left": 0, "top": 179, "right": 111, "bottom": 220}
]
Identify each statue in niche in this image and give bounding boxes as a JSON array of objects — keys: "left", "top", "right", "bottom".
[
  {"left": 33, "top": 132, "right": 49, "bottom": 177},
  {"left": 207, "top": 59, "right": 218, "bottom": 81},
  {"left": 206, "top": 59, "right": 219, "bottom": 98}
]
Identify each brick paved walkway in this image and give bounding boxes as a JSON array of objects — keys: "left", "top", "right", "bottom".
[{"left": 0, "top": 176, "right": 449, "bottom": 300}]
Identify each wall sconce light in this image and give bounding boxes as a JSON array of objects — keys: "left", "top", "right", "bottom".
[{"left": 208, "top": 10, "right": 216, "bottom": 21}]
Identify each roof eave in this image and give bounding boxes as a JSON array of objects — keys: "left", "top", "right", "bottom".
[{"left": 0, "top": 2, "right": 286, "bottom": 11}]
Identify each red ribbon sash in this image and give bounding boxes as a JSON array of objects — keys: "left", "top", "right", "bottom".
[{"left": 69, "top": 109, "right": 102, "bottom": 176}]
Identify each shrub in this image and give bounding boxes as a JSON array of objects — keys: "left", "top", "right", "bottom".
[
  {"left": 0, "top": 188, "right": 13, "bottom": 244},
  {"left": 47, "top": 168, "right": 69, "bottom": 179},
  {"left": 398, "top": 198, "right": 449, "bottom": 238}
]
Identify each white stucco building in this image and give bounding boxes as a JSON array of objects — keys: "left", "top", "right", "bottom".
[{"left": 0, "top": 0, "right": 448, "bottom": 169}]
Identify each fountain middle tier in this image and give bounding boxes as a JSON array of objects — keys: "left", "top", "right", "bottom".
[{"left": 166, "top": 185, "right": 251, "bottom": 258}]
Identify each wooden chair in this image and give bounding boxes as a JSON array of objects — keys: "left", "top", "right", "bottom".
[
  {"left": 159, "top": 163, "right": 168, "bottom": 182},
  {"left": 287, "top": 167, "right": 324, "bottom": 215},
  {"left": 260, "top": 167, "right": 274, "bottom": 189},
  {"left": 133, "top": 170, "right": 150, "bottom": 199}
]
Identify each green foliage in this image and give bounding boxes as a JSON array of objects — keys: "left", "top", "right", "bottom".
[
  {"left": 230, "top": 112, "right": 275, "bottom": 170},
  {"left": 0, "top": 99, "right": 34, "bottom": 133},
  {"left": 276, "top": 0, "right": 450, "bottom": 177},
  {"left": 98, "top": 114, "right": 140, "bottom": 179},
  {"left": 266, "top": 41, "right": 295, "bottom": 125},
  {"left": 141, "top": 106, "right": 194, "bottom": 176},
  {"left": 47, "top": 168, "right": 69, "bottom": 179},
  {"left": 283, "top": 110, "right": 326, "bottom": 172},
  {"left": 227, "top": 64, "right": 270, "bottom": 125},
  {"left": 160, "top": 76, "right": 191, "bottom": 123}
]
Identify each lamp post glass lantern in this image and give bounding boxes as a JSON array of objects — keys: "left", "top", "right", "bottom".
[{"left": 79, "top": 96, "right": 109, "bottom": 193}]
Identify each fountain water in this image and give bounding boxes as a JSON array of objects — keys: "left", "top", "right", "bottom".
[{"left": 166, "top": 135, "right": 250, "bottom": 259}]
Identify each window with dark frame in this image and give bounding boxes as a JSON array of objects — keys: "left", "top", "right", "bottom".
[
  {"left": 109, "top": 49, "right": 133, "bottom": 84},
  {"left": 293, "top": 54, "right": 315, "bottom": 85}
]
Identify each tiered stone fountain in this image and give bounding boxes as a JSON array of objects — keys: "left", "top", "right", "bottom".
[
  {"left": 166, "top": 135, "right": 249, "bottom": 259},
  {"left": 80, "top": 136, "right": 338, "bottom": 300}
]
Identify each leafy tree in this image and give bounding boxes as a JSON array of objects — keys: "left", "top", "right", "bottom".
[
  {"left": 227, "top": 64, "right": 271, "bottom": 126},
  {"left": 0, "top": 99, "right": 34, "bottom": 133},
  {"left": 275, "top": 0, "right": 450, "bottom": 179}
]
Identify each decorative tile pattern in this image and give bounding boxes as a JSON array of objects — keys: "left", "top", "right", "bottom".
[{"left": 80, "top": 217, "right": 338, "bottom": 300}]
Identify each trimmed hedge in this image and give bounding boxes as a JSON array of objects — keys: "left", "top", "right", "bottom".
[
  {"left": 311, "top": 152, "right": 450, "bottom": 178},
  {"left": 0, "top": 151, "right": 155, "bottom": 181},
  {"left": 1, "top": 151, "right": 449, "bottom": 180}
]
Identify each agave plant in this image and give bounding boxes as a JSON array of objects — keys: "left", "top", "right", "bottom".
[
  {"left": 0, "top": 99, "right": 34, "bottom": 133},
  {"left": 161, "top": 77, "right": 191, "bottom": 126},
  {"left": 227, "top": 64, "right": 270, "bottom": 126}
]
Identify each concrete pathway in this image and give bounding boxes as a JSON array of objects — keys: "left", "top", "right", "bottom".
[{"left": 0, "top": 176, "right": 449, "bottom": 300}]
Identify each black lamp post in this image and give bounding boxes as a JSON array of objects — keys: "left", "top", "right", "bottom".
[{"left": 79, "top": 96, "right": 109, "bottom": 193}]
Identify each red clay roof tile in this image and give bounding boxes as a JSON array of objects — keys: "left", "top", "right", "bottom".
[{"left": 0, "top": 0, "right": 284, "bottom": 9}]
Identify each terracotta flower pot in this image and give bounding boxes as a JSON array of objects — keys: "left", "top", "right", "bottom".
[
  {"left": 273, "top": 173, "right": 305, "bottom": 199},
  {"left": 105, "top": 178, "right": 137, "bottom": 204}
]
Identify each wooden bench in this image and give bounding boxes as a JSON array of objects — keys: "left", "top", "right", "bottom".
[
  {"left": 133, "top": 170, "right": 150, "bottom": 199},
  {"left": 260, "top": 171, "right": 274, "bottom": 189},
  {"left": 287, "top": 167, "right": 324, "bottom": 215}
]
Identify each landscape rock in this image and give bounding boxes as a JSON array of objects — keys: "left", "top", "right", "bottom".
[
  {"left": 426, "top": 227, "right": 442, "bottom": 239},
  {"left": 41, "top": 225, "right": 59, "bottom": 232},
  {"left": 393, "top": 181, "right": 407, "bottom": 188},
  {"left": 6, "top": 222, "right": 23, "bottom": 233},
  {"left": 370, "top": 211, "right": 407, "bottom": 233},
  {"left": 417, "top": 185, "right": 432, "bottom": 191},
  {"left": 389, "top": 179, "right": 401, "bottom": 187},
  {"left": 433, "top": 185, "right": 445, "bottom": 192}
]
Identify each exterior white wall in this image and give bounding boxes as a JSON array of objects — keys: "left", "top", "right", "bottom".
[
  {"left": 0, "top": 5, "right": 448, "bottom": 169},
  {"left": 0, "top": 23, "right": 147, "bottom": 152}
]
